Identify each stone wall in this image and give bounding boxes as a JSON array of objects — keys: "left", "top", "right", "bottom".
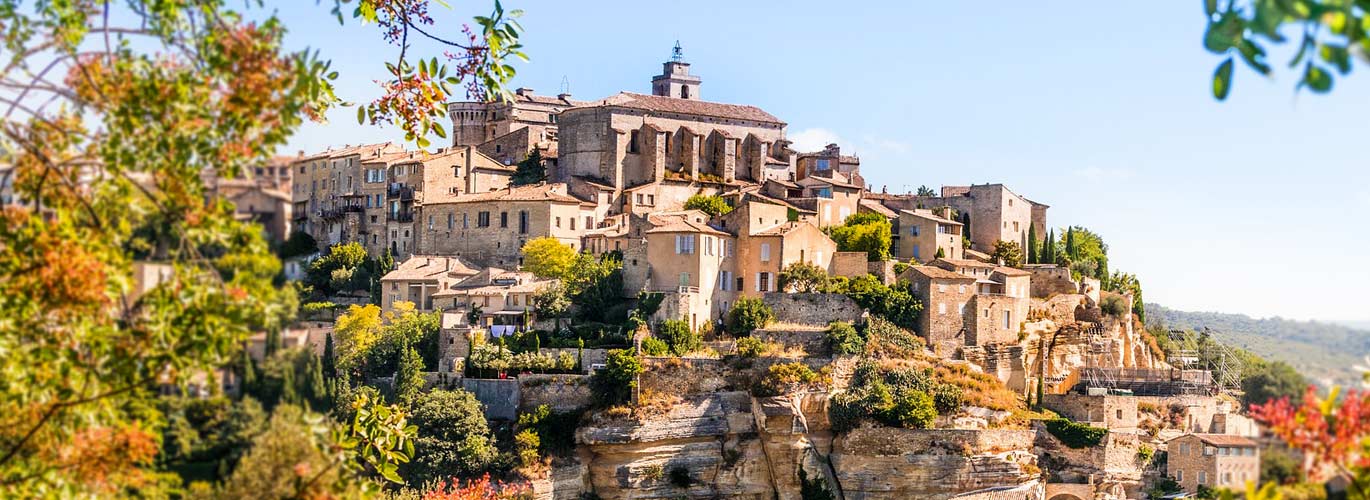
[
  {"left": 1041, "top": 394, "right": 1138, "bottom": 430},
  {"left": 763, "top": 292, "right": 863, "bottom": 326},
  {"left": 964, "top": 343, "right": 1028, "bottom": 392},
  {"left": 832, "top": 427, "right": 1040, "bottom": 500},
  {"left": 539, "top": 347, "right": 609, "bottom": 373},
  {"left": 967, "top": 295, "right": 1028, "bottom": 346},
  {"left": 831, "top": 251, "right": 869, "bottom": 278},
  {"left": 519, "top": 374, "right": 592, "bottom": 413},
  {"left": 461, "top": 378, "right": 520, "bottom": 420},
  {"left": 1026, "top": 266, "right": 1077, "bottom": 298},
  {"left": 868, "top": 259, "right": 897, "bottom": 284},
  {"left": 754, "top": 327, "right": 829, "bottom": 357}
]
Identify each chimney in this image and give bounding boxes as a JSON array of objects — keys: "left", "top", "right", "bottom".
[
  {"left": 558, "top": 93, "right": 572, "bottom": 100},
  {"left": 515, "top": 88, "right": 534, "bottom": 97}
]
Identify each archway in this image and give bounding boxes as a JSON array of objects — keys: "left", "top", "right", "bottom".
[{"left": 1048, "top": 495, "right": 1085, "bottom": 500}]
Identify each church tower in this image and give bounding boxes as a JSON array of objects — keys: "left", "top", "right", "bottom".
[{"left": 651, "top": 41, "right": 702, "bottom": 100}]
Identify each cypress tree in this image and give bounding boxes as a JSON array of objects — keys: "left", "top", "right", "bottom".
[
  {"left": 576, "top": 338, "right": 585, "bottom": 372},
  {"left": 1065, "top": 227, "right": 1077, "bottom": 260},
  {"left": 264, "top": 328, "right": 280, "bottom": 358},
  {"left": 280, "top": 359, "right": 298, "bottom": 405},
  {"left": 532, "top": 332, "right": 541, "bottom": 353},
  {"left": 935, "top": 247, "right": 946, "bottom": 259},
  {"left": 394, "top": 343, "right": 425, "bottom": 404},
  {"left": 1026, "top": 223, "right": 1038, "bottom": 264},
  {"left": 308, "top": 353, "right": 327, "bottom": 409},
  {"left": 241, "top": 349, "right": 258, "bottom": 398},
  {"left": 322, "top": 332, "right": 336, "bottom": 379}
]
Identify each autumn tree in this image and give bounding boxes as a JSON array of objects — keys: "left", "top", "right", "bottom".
[{"left": 520, "top": 237, "right": 577, "bottom": 279}]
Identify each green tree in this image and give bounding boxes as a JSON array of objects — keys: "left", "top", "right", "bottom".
[
  {"left": 1042, "top": 229, "right": 1056, "bottom": 265},
  {"left": 591, "top": 349, "right": 642, "bottom": 407},
  {"left": 278, "top": 230, "right": 319, "bottom": 259},
  {"left": 404, "top": 389, "right": 498, "bottom": 486},
  {"left": 656, "top": 319, "right": 701, "bottom": 356},
  {"left": 566, "top": 252, "right": 625, "bottom": 323},
  {"left": 727, "top": 297, "right": 776, "bottom": 336},
  {"left": 521, "top": 237, "right": 577, "bottom": 279},
  {"left": 1242, "top": 361, "right": 1307, "bottom": 407},
  {"left": 935, "top": 247, "right": 946, "bottom": 259},
  {"left": 885, "top": 390, "right": 937, "bottom": 429},
  {"left": 308, "top": 353, "right": 328, "bottom": 409},
  {"left": 1026, "top": 223, "right": 1039, "bottom": 264},
  {"left": 393, "top": 343, "right": 427, "bottom": 404},
  {"left": 532, "top": 282, "right": 572, "bottom": 331},
  {"left": 779, "top": 261, "right": 830, "bottom": 293},
  {"left": 683, "top": 194, "right": 734, "bottom": 216},
  {"left": 826, "top": 321, "right": 864, "bottom": 355},
  {"left": 1201, "top": 0, "right": 1363, "bottom": 100},
  {"left": 1065, "top": 227, "right": 1077, "bottom": 260},
  {"left": 916, "top": 185, "right": 937, "bottom": 197},
  {"left": 826, "top": 213, "right": 893, "bottom": 261},
  {"left": 307, "top": 242, "right": 371, "bottom": 296},
  {"left": 334, "top": 304, "right": 385, "bottom": 379},
  {"left": 323, "top": 332, "right": 337, "bottom": 378},
  {"left": 511, "top": 149, "right": 547, "bottom": 186}
]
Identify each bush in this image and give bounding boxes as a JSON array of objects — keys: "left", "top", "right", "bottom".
[
  {"left": 885, "top": 390, "right": 937, "bottom": 429},
  {"left": 590, "top": 349, "right": 641, "bottom": 407},
  {"left": 779, "top": 261, "right": 829, "bottom": 293},
  {"left": 754, "top": 362, "right": 820, "bottom": 397},
  {"left": 826, "top": 321, "right": 863, "bottom": 355},
  {"left": 556, "top": 352, "right": 576, "bottom": 372},
  {"left": 640, "top": 337, "right": 670, "bottom": 356},
  {"left": 1044, "top": 418, "right": 1107, "bottom": 448},
  {"left": 682, "top": 194, "right": 733, "bottom": 216},
  {"left": 1100, "top": 295, "right": 1128, "bottom": 317},
  {"left": 515, "top": 429, "right": 541, "bottom": 468},
  {"left": 403, "top": 389, "right": 497, "bottom": 486},
  {"left": 734, "top": 336, "right": 764, "bottom": 358},
  {"left": 727, "top": 297, "right": 774, "bottom": 336},
  {"left": 656, "top": 319, "right": 700, "bottom": 356}
]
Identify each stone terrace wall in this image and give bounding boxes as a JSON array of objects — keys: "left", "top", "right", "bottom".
[
  {"left": 461, "top": 378, "right": 520, "bottom": 420},
  {"left": 1026, "top": 266, "right": 1076, "bottom": 298},
  {"left": 754, "top": 327, "right": 828, "bottom": 356},
  {"left": 763, "top": 292, "right": 863, "bottom": 326},
  {"left": 832, "top": 427, "right": 1040, "bottom": 500},
  {"left": 832, "top": 251, "right": 869, "bottom": 278},
  {"left": 520, "top": 374, "right": 592, "bottom": 413}
]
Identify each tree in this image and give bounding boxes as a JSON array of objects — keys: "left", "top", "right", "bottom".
[
  {"left": 1042, "top": 229, "right": 1056, "bottom": 265},
  {"left": 991, "top": 240, "right": 1024, "bottom": 268},
  {"left": 727, "top": 297, "right": 775, "bottom": 336},
  {"left": 591, "top": 349, "right": 642, "bottom": 407},
  {"left": 825, "top": 213, "right": 893, "bottom": 262},
  {"left": 511, "top": 149, "right": 547, "bottom": 186},
  {"left": 1026, "top": 223, "right": 1039, "bottom": 264},
  {"left": 1065, "top": 227, "right": 1077, "bottom": 260},
  {"left": 565, "top": 252, "right": 625, "bottom": 323},
  {"left": 1202, "top": 1, "right": 1359, "bottom": 100},
  {"left": 779, "top": 261, "right": 829, "bottom": 293},
  {"left": 1251, "top": 387, "right": 1370, "bottom": 499},
  {"left": 405, "top": 389, "right": 498, "bottom": 487},
  {"left": 521, "top": 237, "right": 577, "bottom": 279},
  {"left": 916, "top": 185, "right": 937, "bottom": 197},
  {"left": 307, "top": 242, "right": 371, "bottom": 296},
  {"left": 394, "top": 344, "right": 427, "bottom": 404},
  {"left": 323, "top": 332, "right": 337, "bottom": 378},
  {"left": 656, "top": 319, "right": 701, "bottom": 356},
  {"left": 531, "top": 282, "right": 572, "bottom": 331},
  {"left": 683, "top": 194, "right": 734, "bottom": 216},
  {"left": 308, "top": 353, "right": 328, "bottom": 409},
  {"left": 826, "top": 321, "right": 864, "bottom": 355},
  {"left": 278, "top": 231, "right": 319, "bottom": 259},
  {"left": 1241, "top": 361, "right": 1307, "bottom": 407},
  {"left": 935, "top": 247, "right": 946, "bottom": 259},
  {"left": 334, "top": 304, "right": 385, "bottom": 379}
]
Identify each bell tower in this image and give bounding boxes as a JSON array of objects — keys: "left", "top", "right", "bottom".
[{"left": 651, "top": 41, "right": 702, "bottom": 100}]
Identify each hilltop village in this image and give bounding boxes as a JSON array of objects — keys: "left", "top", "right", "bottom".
[{"left": 160, "top": 50, "right": 1277, "bottom": 500}]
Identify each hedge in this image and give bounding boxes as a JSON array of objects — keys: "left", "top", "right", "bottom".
[{"left": 1044, "top": 418, "right": 1107, "bottom": 448}]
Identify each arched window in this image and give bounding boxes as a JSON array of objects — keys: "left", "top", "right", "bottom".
[{"left": 680, "top": 86, "right": 690, "bottom": 99}]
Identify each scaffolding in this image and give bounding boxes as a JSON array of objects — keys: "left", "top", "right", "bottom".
[{"left": 1082, "top": 322, "right": 1117, "bottom": 391}]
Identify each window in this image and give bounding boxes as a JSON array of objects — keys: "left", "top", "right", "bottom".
[
  {"left": 736, "top": 276, "right": 744, "bottom": 291},
  {"left": 719, "top": 271, "right": 730, "bottom": 290},
  {"left": 463, "top": 213, "right": 469, "bottom": 229},
  {"left": 477, "top": 211, "right": 490, "bottom": 227},
  {"left": 958, "top": 284, "right": 966, "bottom": 293},
  {"left": 815, "top": 159, "right": 830, "bottom": 171},
  {"left": 704, "top": 236, "right": 714, "bottom": 256},
  {"left": 447, "top": 213, "right": 453, "bottom": 230},
  {"left": 675, "top": 234, "right": 696, "bottom": 255},
  {"left": 570, "top": 218, "right": 576, "bottom": 230},
  {"left": 913, "top": 244, "right": 921, "bottom": 260},
  {"left": 453, "top": 166, "right": 461, "bottom": 177},
  {"left": 628, "top": 130, "right": 640, "bottom": 154},
  {"left": 1198, "top": 471, "right": 1207, "bottom": 485},
  {"left": 816, "top": 187, "right": 833, "bottom": 198},
  {"left": 428, "top": 215, "right": 434, "bottom": 230},
  {"left": 500, "top": 212, "right": 508, "bottom": 228},
  {"left": 1176, "top": 470, "right": 1183, "bottom": 482},
  {"left": 758, "top": 272, "right": 772, "bottom": 292},
  {"left": 938, "top": 303, "right": 946, "bottom": 315},
  {"left": 585, "top": 216, "right": 593, "bottom": 229},
  {"left": 910, "top": 225, "right": 920, "bottom": 236},
  {"left": 1116, "top": 409, "right": 1123, "bottom": 420},
  {"left": 1003, "top": 310, "right": 1011, "bottom": 329},
  {"left": 938, "top": 284, "right": 947, "bottom": 293},
  {"left": 839, "top": 206, "right": 850, "bottom": 221},
  {"left": 519, "top": 211, "right": 529, "bottom": 234},
  {"left": 760, "top": 243, "right": 771, "bottom": 262},
  {"left": 679, "top": 272, "right": 689, "bottom": 287},
  {"left": 555, "top": 217, "right": 561, "bottom": 228},
  {"left": 958, "top": 303, "right": 965, "bottom": 315}
]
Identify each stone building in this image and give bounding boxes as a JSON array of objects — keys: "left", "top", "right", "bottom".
[
  {"left": 429, "top": 268, "right": 555, "bottom": 336},
  {"left": 290, "top": 142, "right": 404, "bottom": 249},
  {"left": 1166, "top": 434, "right": 1260, "bottom": 494},
  {"left": 642, "top": 210, "right": 738, "bottom": 331},
  {"left": 212, "top": 178, "right": 293, "bottom": 243},
  {"left": 795, "top": 143, "right": 863, "bottom": 191},
  {"left": 1040, "top": 393, "right": 1139, "bottom": 430},
  {"left": 893, "top": 208, "right": 964, "bottom": 262},
  {"left": 904, "top": 265, "right": 976, "bottom": 356},
  {"left": 791, "top": 172, "right": 862, "bottom": 227},
  {"left": 870, "top": 184, "right": 1048, "bottom": 254},
  {"left": 379, "top": 255, "right": 479, "bottom": 312},
  {"left": 448, "top": 87, "right": 585, "bottom": 164},
  {"left": 413, "top": 183, "right": 596, "bottom": 268}
]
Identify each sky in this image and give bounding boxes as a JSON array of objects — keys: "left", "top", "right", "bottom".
[{"left": 267, "top": 1, "right": 1370, "bottom": 323}]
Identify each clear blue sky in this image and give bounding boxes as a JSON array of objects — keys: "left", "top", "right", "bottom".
[{"left": 271, "top": 1, "right": 1370, "bottom": 323}]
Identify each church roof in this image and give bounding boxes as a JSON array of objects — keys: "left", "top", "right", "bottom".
[{"left": 581, "top": 92, "right": 784, "bottom": 125}]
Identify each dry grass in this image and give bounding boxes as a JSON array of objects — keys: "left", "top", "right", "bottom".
[{"left": 932, "top": 362, "right": 1023, "bottom": 412}]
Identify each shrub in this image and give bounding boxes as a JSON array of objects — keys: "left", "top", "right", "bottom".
[
  {"left": 931, "top": 383, "right": 965, "bottom": 413},
  {"left": 726, "top": 297, "right": 774, "bottom": 336},
  {"left": 863, "top": 316, "right": 924, "bottom": 358},
  {"left": 799, "top": 467, "right": 835, "bottom": 500},
  {"left": 515, "top": 429, "right": 541, "bottom": 468},
  {"left": 754, "top": 362, "right": 820, "bottom": 397},
  {"left": 1136, "top": 444, "right": 1155, "bottom": 465},
  {"left": 656, "top": 319, "right": 700, "bottom": 356},
  {"left": 640, "top": 337, "right": 670, "bottom": 356},
  {"left": 1044, "top": 418, "right": 1107, "bottom": 448},
  {"left": 734, "top": 336, "right": 764, "bottom": 358},
  {"left": 1100, "top": 295, "right": 1128, "bottom": 317},
  {"left": 590, "top": 349, "right": 641, "bottom": 407},
  {"left": 885, "top": 390, "right": 937, "bottom": 429},
  {"left": 667, "top": 466, "right": 692, "bottom": 488},
  {"left": 683, "top": 194, "right": 733, "bottom": 216},
  {"left": 826, "top": 321, "right": 863, "bottom": 355},
  {"left": 779, "top": 261, "right": 829, "bottom": 293},
  {"left": 556, "top": 352, "right": 576, "bottom": 372}
]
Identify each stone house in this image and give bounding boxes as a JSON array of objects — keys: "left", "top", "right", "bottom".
[
  {"left": 358, "top": 151, "right": 414, "bottom": 256},
  {"left": 1166, "top": 434, "right": 1260, "bottom": 494},
  {"left": 290, "top": 142, "right": 404, "bottom": 249},
  {"left": 430, "top": 268, "right": 555, "bottom": 336},
  {"left": 1040, "top": 393, "right": 1139, "bottom": 430},
  {"left": 379, "top": 255, "right": 479, "bottom": 312},
  {"left": 904, "top": 265, "right": 976, "bottom": 356},
  {"left": 642, "top": 211, "right": 738, "bottom": 331},
  {"left": 212, "top": 178, "right": 292, "bottom": 243},
  {"left": 413, "top": 183, "right": 596, "bottom": 268},
  {"left": 790, "top": 172, "right": 862, "bottom": 227},
  {"left": 795, "top": 143, "right": 862, "bottom": 188},
  {"left": 870, "top": 184, "right": 1048, "bottom": 255},
  {"left": 448, "top": 87, "right": 584, "bottom": 165},
  {"left": 893, "top": 208, "right": 964, "bottom": 263},
  {"left": 721, "top": 200, "right": 837, "bottom": 295}
]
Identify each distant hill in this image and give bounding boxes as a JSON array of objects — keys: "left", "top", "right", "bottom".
[{"left": 1145, "top": 304, "right": 1370, "bottom": 388}]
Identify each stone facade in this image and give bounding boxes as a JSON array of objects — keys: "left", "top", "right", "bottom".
[
  {"left": 1165, "top": 434, "right": 1260, "bottom": 493},
  {"left": 414, "top": 183, "right": 595, "bottom": 268},
  {"left": 1041, "top": 394, "right": 1139, "bottom": 430},
  {"left": 762, "top": 292, "right": 863, "bottom": 326},
  {"left": 905, "top": 265, "right": 976, "bottom": 356},
  {"left": 378, "top": 255, "right": 478, "bottom": 312},
  {"left": 894, "top": 208, "right": 964, "bottom": 262},
  {"left": 830, "top": 251, "right": 869, "bottom": 278}
]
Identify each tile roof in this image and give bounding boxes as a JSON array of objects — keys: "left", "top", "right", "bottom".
[
  {"left": 582, "top": 92, "right": 784, "bottom": 124},
  {"left": 381, "top": 256, "right": 479, "bottom": 282},
  {"left": 644, "top": 218, "right": 730, "bottom": 236},
  {"left": 935, "top": 258, "right": 996, "bottom": 269},
  {"left": 859, "top": 199, "right": 896, "bottom": 218},
  {"left": 993, "top": 266, "right": 1031, "bottom": 277},
  {"left": 1173, "top": 434, "right": 1259, "bottom": 447},
  {"left": 434, "top": 183, "right": 584, "bottom": 205},
  {"left": 907, "top": 265, "right": 976, "bottom": 281},
  {"left": 900, "top": 209, "right": 962, "bottom": 225},
  {"left": 752, "top": 221, "right": 813, "bottom": 236}
]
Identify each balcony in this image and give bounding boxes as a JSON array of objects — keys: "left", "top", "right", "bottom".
[
  {"left": 319, "top": 205, "right": 364, "bottom": 219},
  {"left": 389, "top": 211, "right": 414, "bottom": 223},
  {"left": 388, "top": 185, "right": 415, "bottom": 201}
]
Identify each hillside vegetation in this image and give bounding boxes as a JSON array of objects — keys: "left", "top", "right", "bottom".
[{"left": 1146, "top": 303, "right": 1369, "bottom": 388}]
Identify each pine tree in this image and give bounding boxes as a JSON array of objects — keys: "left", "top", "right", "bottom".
[
  {"left": 394, "top": 343, "right": 425, "bottom": 404},
  {"left": 1026, "top": 223, "right": 1038, "bottom": 264},
  {"left": 322, "top": 332, "right": 336, "bottom": 379},
  {"left": 280, "top": 359, "right": 298, "bottom": 405},
  {"left": 264, "top": 328, "right": 280, "bottom": 358},
  {"left": 935, "top": 247, "right": 946, "bottom": 259},
  {"left": 511, "top": 149, "right": 546, "bottom": 186},
  {"left": 1065, "top": 227, "right": 1077, "bottom": 260}
]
